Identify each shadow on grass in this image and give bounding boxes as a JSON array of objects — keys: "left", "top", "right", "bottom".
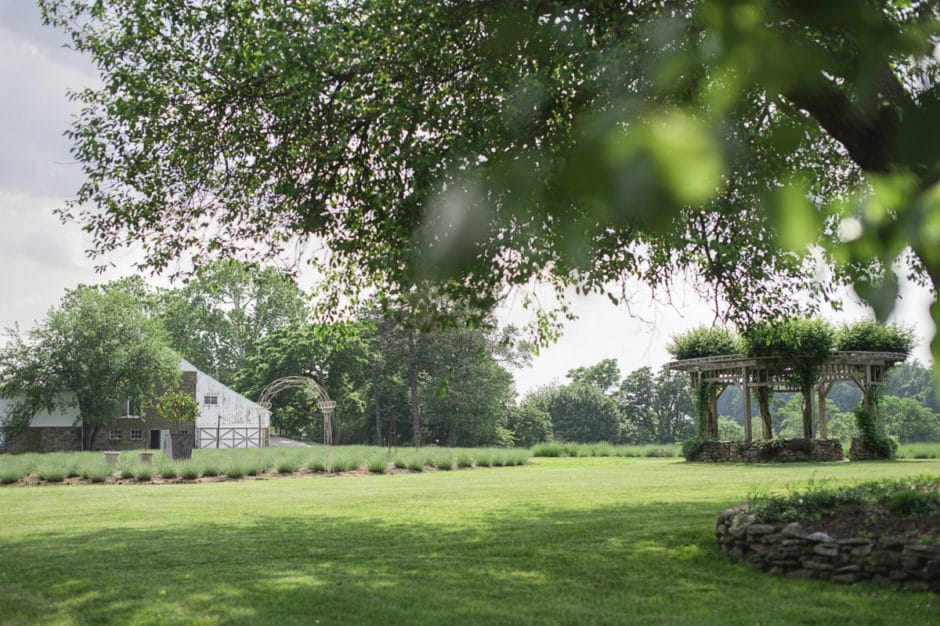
[{"left": 3, "top": 500, "right": 938, "bottom": 625}]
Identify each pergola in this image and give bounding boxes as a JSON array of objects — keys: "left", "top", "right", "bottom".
[{"left": 668, "top": 351, "right": 906, "bottom": 441}]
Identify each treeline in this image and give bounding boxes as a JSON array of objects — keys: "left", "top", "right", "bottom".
[
  {"left": 150, "top": 261, "right": 531, "bottom": 447},
  {"left": 519, "top": 360, "right": 696, "bottom": 445}
]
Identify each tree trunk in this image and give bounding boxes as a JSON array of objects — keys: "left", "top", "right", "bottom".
[
  {"left": 707, "top": 385, "right": 719, "bottom": 439},
  {"left": 85, "top": 424, "right": 99, "bottom": 451},
  {"left": 408, "top": 330, "right": 421, "bottom": 447},
  {"left": 757, "top": 387, "right": 773, "bottom": 439},
  {"left": 371, "top": 362, "right": 383, "bottom": 446},
  {"left": 448, "top": 411, "right": 457, "bottom": 448},
  {"left": 331, "top": 414, "right": 341, "bottom": 446},
  {"left": 801, "top": 385, "right": 814, "bottom": 439}
]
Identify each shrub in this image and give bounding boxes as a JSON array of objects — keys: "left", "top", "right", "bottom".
[
  {"left": 224, "top": 463, "right": 246, "bottom": 479},
  {"left": 532, "top": 442, "right": 564, "bottom": 457},
  {"left": 177, "top": 461, "right": 201, "bottom": 480},
  {"left": 668, "top": 326, "right": 742, "bottom": 360},
  {"left": 473, "top": 451, "right": 492, "bottom": 467},
  {"left": 159, "top": 464, "right": 178, "bottom": 480},
  {"left": 329, "top": 454, "right": 360, "bottom": 473},
  {"left": 134, "top": 465, "right": 154, "bottom": 481},
  {"left": 749, "top": 477, "right": 940, "bottom": 524},
  {"left": 456, "top": 453, "right": 474, "bottom": 468},
  {"left": 681, "top": 435, "right": 705, "bottom": 460},
  {"left": 853, "top": 404, "right": 898, "bottom": 459},
  {"left": 38, "top": 465, "right": 65, "bottom": 483},
  {"left": 277, "top": 458, "right": 300, "bottom": 474},
  {"left": 0, "top": 469, "right": 23, "bottom": 484},
  {"left": 836, "top": 321, "right": 914, "bottom": 355},
  {"left": 367, "top": 455, "right": 388, "bottom": 474}
]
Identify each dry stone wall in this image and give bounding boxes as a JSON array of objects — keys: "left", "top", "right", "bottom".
[
  {"left": 691, "top": 439, "right": 843, "bottom": 463},
  {"left": 716, "top": 505, "right": 939, "bottom": 592}
]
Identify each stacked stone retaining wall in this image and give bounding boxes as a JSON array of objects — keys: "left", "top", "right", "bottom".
[
  {"left": 716, "top": 505, "right": 939, "bottom": 592},
  {"left": 692, "top": 439, "right": 843, "bottom": 463}
]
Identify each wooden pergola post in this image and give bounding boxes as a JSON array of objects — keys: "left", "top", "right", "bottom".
[{"left": 742, "top": 367, "right": 752, "bottom": 442}]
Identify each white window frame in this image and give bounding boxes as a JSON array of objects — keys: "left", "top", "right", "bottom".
[
  {"left": 130, "top": 429, "right": 143, "bottom": 441},
  {"left": 108, "top": 429, "right": 122, "bottom": 441},
  {"left": 120, "top": 397, "right": 139, "bottom": 419},
  {"left": 204, "top": 395, "right": 219, "bottom": 406}
]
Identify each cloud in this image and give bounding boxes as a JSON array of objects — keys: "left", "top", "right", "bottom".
[{"left": 0, "top": 1, "right": 97, "bottom": 196}]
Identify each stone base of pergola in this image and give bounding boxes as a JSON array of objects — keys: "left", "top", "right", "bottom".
[{"left": 690, "top": 438, "right": 844, "bottom": 463}]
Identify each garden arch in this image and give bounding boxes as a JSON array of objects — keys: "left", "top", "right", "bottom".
[
  {"left": 669, "top": 351, "right": 907, "bottom": 442},
  {"left": 257, "top": 377, "right": 338, "bottom": 446}
]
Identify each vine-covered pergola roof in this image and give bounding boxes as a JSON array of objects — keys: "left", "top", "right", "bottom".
[
  {"left": 669, "top": 351, "right": 907, "bottom": 392},
  {"left": 668, "top": 351, "right": 907, "bottom": 441}
]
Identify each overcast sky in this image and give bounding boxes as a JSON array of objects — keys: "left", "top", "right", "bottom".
[{"left": 0, "top": 2, "right": 934, "bottom": 397}]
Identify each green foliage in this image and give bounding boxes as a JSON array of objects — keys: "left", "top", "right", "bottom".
[
  {"left": 853, "top": 404, "right": 899, "bottom": 460},
  {"left": 0, "top": 278, "right": 180, "bottom": 450},
  {"left": 749, "top": 477, "right": 940, "bottom": 525},
  {"left": 160, "top": 260, "right": 308, "bottom": 385},
  {"left": 534, "top": 383, "right": 621, "bottom": 443},
  {"left": 532, "top": 442, "right": 680, "bottom": 458},
  {"left": 158, "top": 463, "right": 178, "bottom": 480},
  {"left": 506, "top": 404, "right": 553, "bottom": 448},
  {"left": 43, "top": 0, "right": 940, "bottom": 347},
  {"left": 156, "top": 391, "right": 200, "bottom": 427},
  {"left": 681, "top": 435, "right": 705, "bottom": 461},
  {"left": 836, "top": 322, "right": 915, "bottom": 355},
  {"left": 566, "top": 359, "right": 621, "bottom": 394},
  {"left": 667, "top": 327, "right": 741, "bottom": 360},
  {"left": 716, "top": 416, "right": 744, "bottom": 441}
]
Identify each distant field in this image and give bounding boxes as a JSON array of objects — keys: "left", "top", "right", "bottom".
[{"left": 1, "top": 457, "right": 938, "bottom": 624}]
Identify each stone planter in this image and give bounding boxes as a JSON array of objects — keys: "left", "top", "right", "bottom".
[
  {"left": 104, "top": 451, "right": 120, "bottom": 464},
  {"left": 138, "top": 451, "right": 155, "bottom": 464},
  {"left": 165, "top": 433, "right": 194, "bottom": 460}
]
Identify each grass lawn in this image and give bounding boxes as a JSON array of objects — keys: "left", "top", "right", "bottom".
[{"left": 1, "top": 456, "right": 938, "bottom": 625}]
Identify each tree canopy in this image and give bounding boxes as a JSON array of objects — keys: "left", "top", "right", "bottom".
[
  {"left": 0, "top": 278, "right": 180, "bottom": 449},
  {"left": 39, "top": 0, "right": 940, "bottom": 349}
]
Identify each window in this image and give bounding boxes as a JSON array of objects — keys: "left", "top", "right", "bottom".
[
  {"left": 120, "top": 397, "right": 139, "bottom": 419},
  {"left": 108, "top": 430, "right": 122, "bottom": 441},
  {"left": 204, "top": 395, "right": 218, "bottom": 405},
  {"left": 130, "top": 430, "right": 143, "bottom": 441}
]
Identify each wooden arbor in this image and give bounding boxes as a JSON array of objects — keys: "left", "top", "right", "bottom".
[
  {"left": 669, "top": 351, "right": 906, "bottom": 441},
  {"left": 257, "top": 377, "right": 337, "bottom": 446}
]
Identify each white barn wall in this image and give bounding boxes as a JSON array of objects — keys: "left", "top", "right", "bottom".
[
  {"left": 0, "top": 391, "right": 80, "bottom": 427},
  {"left": 181, "top": 359, "right": 270, "bottom": 448}
]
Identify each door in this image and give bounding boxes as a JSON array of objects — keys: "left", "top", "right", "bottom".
[{"left": 149, "top": 429, "right": 161, "bottom": 449}]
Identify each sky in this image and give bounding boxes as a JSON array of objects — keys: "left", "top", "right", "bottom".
[{"left": 0, "top": 2, "right": 935, "bottom": 397}]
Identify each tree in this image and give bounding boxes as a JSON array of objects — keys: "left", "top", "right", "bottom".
[
  {"left": 616, "top": 367, "right": 657, "bottom": 444},
  {"left": 506, "top": 404, "right": 554, "bottom": 448},
  {"left": 420, "top": 324, "right": 517, "bottom": 448},
  {"left": 567, "top": 359, "right": 621, "bottom": 395},
  {"left": 232, "top": 323, "right": 371, "bottom": 444},
  {"left": 531, "top": 383, "right": 622, "bottom": 443},
  {"left": 161, "top": 260, "right": 308, "bottom": 385},
  {"left": 879, "top": 395, "right": 940, "bottom": 443},
  {"left": 652, "top": 366, "right": 696, "bottom": 444},
  {"left": 40, "top": 1, "right": 940, "bottom": 347},
  {"left": 0, "top": 278, "right": 179, "bottom": 449}
]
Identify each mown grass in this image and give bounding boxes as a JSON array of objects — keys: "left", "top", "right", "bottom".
[{"left": 1, "top": 457, "right": 939, "bottom": 624}]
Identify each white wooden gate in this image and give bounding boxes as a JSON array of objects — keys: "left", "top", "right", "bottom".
[{"left": 197, "top": 427, "right": 267, "bottom": 449}]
